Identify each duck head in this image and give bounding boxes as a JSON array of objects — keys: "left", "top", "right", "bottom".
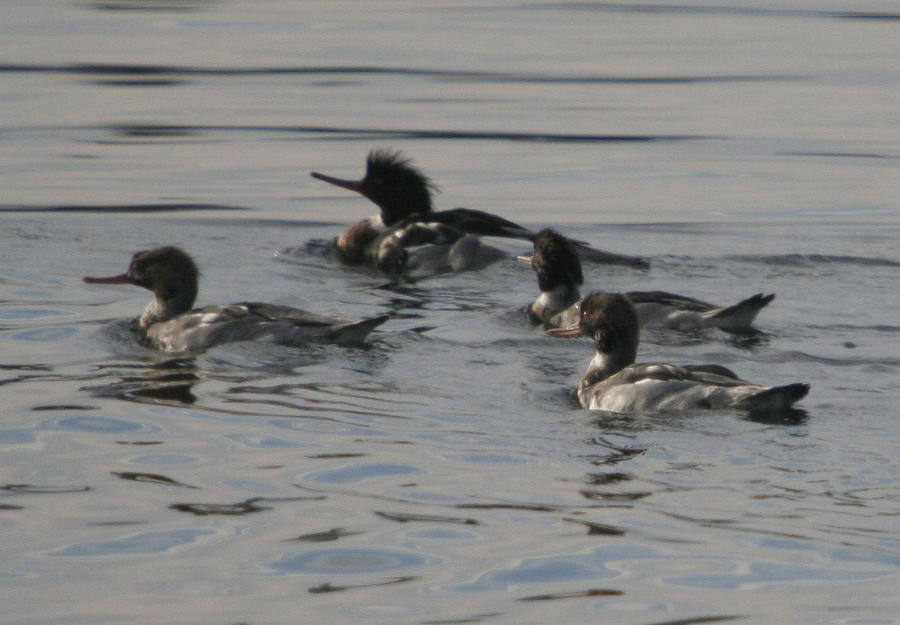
[
  {"left": 519, "top": 228, "right": 584, "bottom": 293},
  {"left": 548, "top": 292, "right": 639, "bottom": 367},
  {"left": 84, "top": 246, "right": 199, "bottom": 328},
  {"left": 311, "top": 149, "right": 439, "bottom": 226}
]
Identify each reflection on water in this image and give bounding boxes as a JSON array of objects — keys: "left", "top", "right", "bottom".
[
  {"left": 51, "top": 528, "right": 216, "bottom": 557},
  {"left": 170, "top": 494, "right": 327, "bottom": 517},
  {"left": 375, "top": 511, "right": 480, "bottom": 525},
  {"left": 1, "top": 484, "right": 91, "bottom": 494},
  {"left": 528, "top": 3, "right": 900, "bottom": 21},
  {"left": 563, "top": 517, "right": 627, "bottom": 537},
  {"left": 272, "top": 547, "right": 434, "bottom": 575},
  {"left": 112, "top": 471, "right": 199, "bottom": 488},
  {"left": 0, "top": 62, "right": 807, "bottom": 82},
  {"left": 308, "top": 575, "right": 418, "bottom": 594},
  {"left": 89, "top": 0, "right": 213, "bottom": 12},
  {"left": 518, "top": 587, "right": 623, "bottom": 601},
  {"left": 86, "top": 358, "right": 201, "bottom": 405},
  {"left": 288, "top": 527, "right": 364, "bottom": 543}
]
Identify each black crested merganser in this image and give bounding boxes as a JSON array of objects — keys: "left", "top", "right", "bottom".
[
  {"left": 84, "top": 246, "right": 388, "bottom": 352},
  {"left": 520, "top": 229, "right": 774, "bottom": 333},
  {"left": 311, "top": 149, "right": 648, "bottom": 270},
  {"left": 548, "top": 292, "right": 809, "bottom": 413}
]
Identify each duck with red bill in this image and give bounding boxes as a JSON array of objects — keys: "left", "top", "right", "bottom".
[
  {"left": 83, "top": 246, "right": 389, "bottom": 352},
  {"left": 311, "top": 149, "right": 648, "bottom": 271}
]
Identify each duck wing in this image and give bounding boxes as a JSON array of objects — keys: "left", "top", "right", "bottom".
[
  {"left": 233, "top": 303, "right": 341, "bottom": 326},
  {"left": 429, "top": 208, "right": 536, "bottom": 239},
  {"left": 625, "top": 291, "right": 717, "bottom": 312},
  {"left": 239, "top": 303, "right": 389, "bottom": 344},
  {"left": 608, "top": 362, "right": 746, "bottom": 387},
  {"left": 148, "top": 303, "right": 387, "bottom": 352},
  {"left": 413, "top": 208, "right": 647, "bottom": 268},
  {"left": 683, "top": 363, "right": 742, "bottom": 380}
]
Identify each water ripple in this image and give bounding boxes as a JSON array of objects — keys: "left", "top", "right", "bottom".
[
  {"left": 304, "top": 462, "right": 423, "bottom": 484},
  {"left": 82, "top": 122, "right": 715, "bottom": 144},
  {"left": 111, "top": 472, "right": 199, "bottom": 489},
  {"left": 271, "top": 547, "right": 434, "bottom": 574},
  {"left": 375, "top": 511, "right": 479, "bottom": 525},
  {"left": 1, "top": 484, "right": 91, "bottom": 494},
  {"left": 287, "top": 527, "right": 363, "bottom": 543},
  {"left": 169, "top": 496, "right": 323, "bottom": 516},
  {"left": 307, "top": 575, "right": 418, "bottom": 594},
  {"left": 518, "top": 587, "right": 623, "bottom": 601},
  {"left": 51, "top": 529, "right": 215, "bottom": 557},
  {"left": 728, "top": 253, "right": 900, "bottom": 268},
  {"left": 0, "top": 203, "right": 249, "bottom": 214},
  {"left": 0, "top": 62, "right": 805, "bottom": 84},
  {"left": 528, "top": 3, "right": 900, "bottom": 21}
]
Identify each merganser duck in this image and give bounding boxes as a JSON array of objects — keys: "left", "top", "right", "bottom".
[
  {"left": 311, "top": 149, "right": 648, "bottom": 271},
  {"left": 368, "top": 222, "right": 486, "bottom": 275},
  {"left": 548, "top": 292, "right": 809, "bottom": 413},
  {"left": 520, "top": 229, "right": 774, "bottom": 333},
  {"left": 84, "top": 246, "right": 388, "bottom": 352}
]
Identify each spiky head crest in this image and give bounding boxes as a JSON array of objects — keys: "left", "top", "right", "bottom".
[
  {"left": 362, "top": 149, "right": 439, "bottom": 225},
  {"left": 531, "top": 228, "right": 584, "bottom": 292}
]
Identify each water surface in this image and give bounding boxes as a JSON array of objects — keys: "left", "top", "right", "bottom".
[{"left": 1, "top": 2, "right": 899, "bottom": 625}]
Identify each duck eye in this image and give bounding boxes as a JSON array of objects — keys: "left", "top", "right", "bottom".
[{"left": 132, "top": 260, "right": 149, "bottom": 276}]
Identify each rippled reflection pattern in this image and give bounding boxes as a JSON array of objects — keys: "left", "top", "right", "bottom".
[{"left": 272, "top": 547, "right": 434, "bottom": 575}]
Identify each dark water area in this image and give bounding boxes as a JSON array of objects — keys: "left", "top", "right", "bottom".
[{"left": 2, "top": 2, "right": 899, "bottom": 624}]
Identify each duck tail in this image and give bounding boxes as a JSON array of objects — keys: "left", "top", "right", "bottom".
[
  {"left": 709, "top": 292, "right": 775, "bottom": 332},
  {"left": 737, "top": 382, "right": 810, "bottom": 412},
  {"left": 329, "top": 314, "right": 390, "bottom": 346}
]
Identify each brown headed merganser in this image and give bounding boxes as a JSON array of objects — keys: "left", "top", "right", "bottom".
[
  {"left": 548, "top": 292, "right": 809, "bottom": 413},
  {"left": 520, "top": 229, "right": 774, "bottom": 333},
  {"left": 311, "top": 149, "right": 648, "bottom": 271},
  {"left": 84, "top": 246, "right": 388, "bottom": 352},
  {"left": 368, "top": 222, "right": 485, "bottom": 276}
]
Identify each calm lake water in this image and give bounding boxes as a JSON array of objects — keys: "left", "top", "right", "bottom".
[{"left": 2, "top": 2, "right": 899, "bottom": 625}]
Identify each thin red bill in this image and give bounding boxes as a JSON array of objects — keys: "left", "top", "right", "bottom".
[
  {"left": 545, "top": 326, "right": 585, "bottom": 338},
  {"left": 83, "top": 273, "right": 132, "bottom": 285},
  {"left": 310, "top": 171, "right": 365, "bottom": 194}
]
